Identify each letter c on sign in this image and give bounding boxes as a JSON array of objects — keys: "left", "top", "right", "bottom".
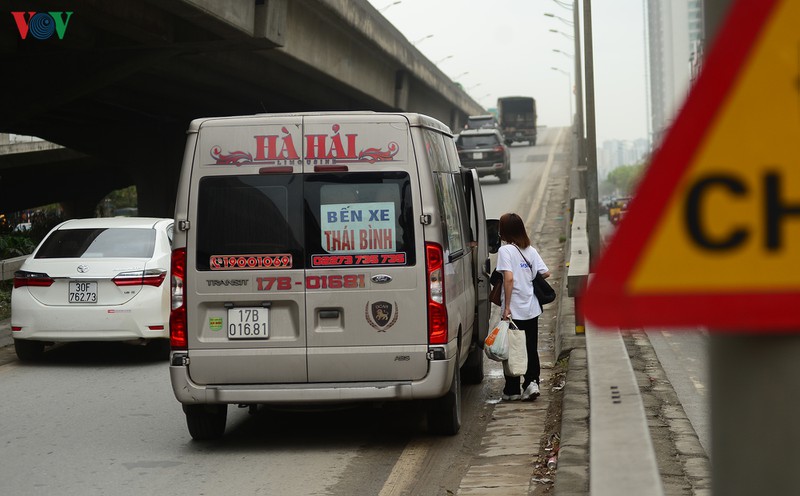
[{"left": 685, "top": 175, "right": 749, "bottom": 250}]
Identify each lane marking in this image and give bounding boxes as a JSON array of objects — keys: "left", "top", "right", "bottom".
[
  {"left": 527, "top": 126, "right": 565, "bottom": 233},
  {"left": 378, "top": 439, "right": 430, "bottom": 496}
]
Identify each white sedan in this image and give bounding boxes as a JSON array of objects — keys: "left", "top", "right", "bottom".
[{"left": 11, "top": 217, "right": 174, "bottom": 361}]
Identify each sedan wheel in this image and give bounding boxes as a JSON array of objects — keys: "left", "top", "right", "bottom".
[{"left": 14, "top": 339, "right": 45, "bottom": 362}]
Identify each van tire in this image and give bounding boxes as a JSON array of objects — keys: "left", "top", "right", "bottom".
[
  {"left": 461, "top": 346, "right": 484, "bottom": 384},
  {"left": 183, "top": 404, "right": 227, "bottom": 440},
  {"left": 14, "top": 339, "right": 45, "bottom": 361},
  {"left": 428, "top": 352, "right": 462, "bottom": 435}
]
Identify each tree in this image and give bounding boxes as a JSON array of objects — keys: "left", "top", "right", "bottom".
[{"left": 602, "top": 162, "right": 646, "bottom": 197}]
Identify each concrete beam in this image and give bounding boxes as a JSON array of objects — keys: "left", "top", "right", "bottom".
[
  {"left": 293, "top": 0, "right": 484, "bottom": 118},
  {"left": 586, "top": 323, "right": 664, "bottom": 496},
  {"left": 567, "top": 199, "right": 590, "bottom": 297},
  {"left": 157, "top": 0, "right": 286, "bottom": 46},
  {"left": 0, "top": 256, "right": 29, "bottom": 282}
]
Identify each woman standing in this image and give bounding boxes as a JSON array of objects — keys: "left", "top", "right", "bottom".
[{"left": 496, "top": 213, "right": 551, "bottom": 401}]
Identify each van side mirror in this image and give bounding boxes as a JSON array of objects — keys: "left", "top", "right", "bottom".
[{"left": 487, "top": 219, "right": 500, "bottom": 254}]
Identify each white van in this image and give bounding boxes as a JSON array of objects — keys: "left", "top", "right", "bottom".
[{"left": 168, "top": 112, "right": 493, "bottom": 440}]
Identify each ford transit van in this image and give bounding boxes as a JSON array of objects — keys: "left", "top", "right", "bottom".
[{"left": 168, "top": 112, "right": 492, "bottom": 440}]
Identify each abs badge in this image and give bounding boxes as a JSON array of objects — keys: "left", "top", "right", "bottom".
[{"left": 365, "top": 301, "right": 398, "bottom": 332}]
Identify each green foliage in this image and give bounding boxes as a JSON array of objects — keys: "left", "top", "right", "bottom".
[
  {"left": 602, "top": 162, "right": 646, "bottom": 197},
  {"left": 0, "top": 234, "right": 36, "bottom": 259},
  {"left": 0, "top": 280, "right": 10, "bottom": 321},
  {"left": 105, "top": 186, "right": 137, "bottom": 209}
]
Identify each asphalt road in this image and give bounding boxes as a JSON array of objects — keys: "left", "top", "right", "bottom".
[{"left": 0, "top": 128, "right": 569, "bottom": 495}]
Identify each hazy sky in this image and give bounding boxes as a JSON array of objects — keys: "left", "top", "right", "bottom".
[{"left": 367, "top": 0, "right": 649, "bottom": 144}]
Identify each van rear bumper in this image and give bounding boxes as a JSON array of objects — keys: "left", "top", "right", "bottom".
[{"left": 169, "top": 357, "right": 456, "bottom": 405}]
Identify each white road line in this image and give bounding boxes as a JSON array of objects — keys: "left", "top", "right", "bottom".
[{"left": 527, "top": 126, "right": 565, "bottom": 234}]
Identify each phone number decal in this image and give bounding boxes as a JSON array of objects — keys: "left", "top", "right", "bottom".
[
  {"left": 256, "top": 275, "right": 366, "bottom": 291},
  {"left": 210, "top": 254, "right": 292, "bottom": 270},
  {"left": 311, "top": 253, "right": 406, "bottom": 267}
]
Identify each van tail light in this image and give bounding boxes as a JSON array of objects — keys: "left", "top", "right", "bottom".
[
  {"left": 169, "top": 248, "right": 187, "bottom": 350},
  {"left": 113, "top": 269, "right": 167, "bottom": 287},
  {"left": 13, "top": 271, "right": 54, "bottom": 288},
  {"left": 426, "top": 242, "right": 448, "bottom": 344},
  {"left": 493, "top": 145, "right": 504, "bottom": 153}
]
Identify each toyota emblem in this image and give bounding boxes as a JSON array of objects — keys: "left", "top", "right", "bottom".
[{"left": 77, "top": 265, "right": 89, "bottom": 273}]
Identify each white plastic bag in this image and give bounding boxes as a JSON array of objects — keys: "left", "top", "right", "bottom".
[
  {"left": 503, "top": 320, "right": 528, "bottom": 377},
  {"left": 484, "top": 319, "right": 510, "bottom": 362}
]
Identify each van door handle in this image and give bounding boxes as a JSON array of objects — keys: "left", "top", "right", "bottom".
[{"left": 319, "top": 310, "right": 340, "bottom": 319}]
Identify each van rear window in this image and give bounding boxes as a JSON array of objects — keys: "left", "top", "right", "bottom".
[
  {"left": 195, "top": 172, "right": 415, "bottom": 270},
  {"left": 304, "top": 172, "right": 415, "bottom": 267}
]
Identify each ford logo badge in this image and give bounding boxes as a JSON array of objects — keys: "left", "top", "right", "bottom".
[{"left": 371, "top": 274, "right": 392, "bottom": 284}]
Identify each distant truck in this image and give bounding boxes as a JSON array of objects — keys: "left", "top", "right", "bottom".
[{"left": 497, "top": 96, "right": 537, "bottom": 146}]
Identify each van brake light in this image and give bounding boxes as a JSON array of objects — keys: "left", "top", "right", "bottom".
[
  {"left": 426, "top": 242, "right": 448, "bottom": 344},
  {"left": 169, "top": 248, "right": 187, "bottom": 349}
]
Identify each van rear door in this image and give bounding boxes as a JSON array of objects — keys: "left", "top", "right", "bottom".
[
  {"left": 301, "top": 115, "right": 428, "bottom": 382},
  {"left": 463, "top": 168, "right": 491, "bottom": 344},
  {"left": 186, "top": 116, "right": 309, "bottom": 385}
]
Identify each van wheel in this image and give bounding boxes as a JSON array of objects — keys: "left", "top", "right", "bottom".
[
  {"left": 461, "top": 345, "right": 484, "bottom": 384},
  {"left": 428, "top": 352, "right": 462, "bottom": 435},
  {"left": 183, "top": 404, "right": 227, "bottom": 440},
  {"left": 14, "top": 339, "right": 45, "bottom": 362},
  {"left": 499, "top": 170, "right": 510, "bottom": 184}
]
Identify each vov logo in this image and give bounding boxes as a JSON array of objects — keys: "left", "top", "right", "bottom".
[{"left": 11, "top": 11, "right": 73, "bottom": 40}]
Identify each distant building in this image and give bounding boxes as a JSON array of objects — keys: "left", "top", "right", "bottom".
[
  {"left": 645, "top": 0, "right": 705, "bottom": 147},
  {"left": 598, "top": 139, "right": 650, "bottom": 180}
]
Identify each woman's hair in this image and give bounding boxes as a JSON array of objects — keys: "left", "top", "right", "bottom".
[{"left": 498, "top": 213, "right": 530, "bottom": 248}]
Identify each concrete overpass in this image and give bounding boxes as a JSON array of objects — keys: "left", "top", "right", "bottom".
[{"left": 0, "top": 0, "right": 483, "bottom": 218}]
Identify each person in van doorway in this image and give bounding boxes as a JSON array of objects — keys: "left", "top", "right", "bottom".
[{"left": 496, "top": 213, "right": 551, "bottom": 401}]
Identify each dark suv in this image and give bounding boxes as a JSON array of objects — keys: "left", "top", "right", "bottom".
[{"left": 456, "top": 129, "right": 511, "bottom": 183}]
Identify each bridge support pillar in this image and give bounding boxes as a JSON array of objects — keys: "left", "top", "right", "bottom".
[
  {"left": 130, "top": 162, "right": 180, "bottom": 218},
  {"left": 394, "top": 70, "right": 409, "bottom": 110}
]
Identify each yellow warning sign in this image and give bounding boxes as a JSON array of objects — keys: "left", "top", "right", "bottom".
[
  {"left": 582, "top": 0, "right": 800, "bottom": 330},
  {"left": 633, "top": 0, "right": 799, "bottom": 292}
]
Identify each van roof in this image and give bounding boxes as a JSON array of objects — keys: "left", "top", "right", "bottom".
[
  {"left": 187, "top": 111, "right": 453, "bottom": 136},
  {"left": 459, "top": 128, "right": 501, "bottom": 137}
]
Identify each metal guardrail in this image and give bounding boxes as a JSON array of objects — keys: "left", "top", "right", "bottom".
[
  {"left": 0, "top": 255, "right": 28, "bottom": 281},
  {"left": 566, "top": 198, "right": 664, "bottom": 495}
]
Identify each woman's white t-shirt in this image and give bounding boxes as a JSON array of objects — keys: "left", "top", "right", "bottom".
[{"left": 496, "top": 243, "right": 549, "bottom": 320}]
